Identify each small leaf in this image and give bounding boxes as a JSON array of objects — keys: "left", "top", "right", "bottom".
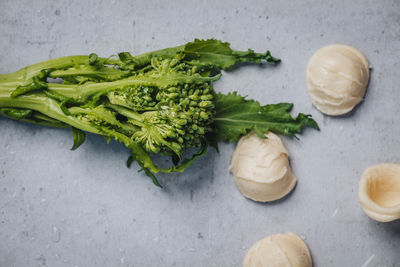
[
  {"left": 162, "top": 142, "right": 208, "bottom": 173},
  {"left": 118, "top": 52, "right": 133, "bottom": 62},
  {"left": 205, "top": 133, "right": 219, "bottom": 152},
  {"left": 0, "top": 108, "right": 32, "bottom": 119},
  {"left": 59, "top": 101, "right": 72, "bottom": 116},
  {"left": 88, "top": 53, "right": 99, "bottom": 65},
  {"left": 11, "top": 69, "right": 54, "bottom": 97},
  {"left": 131, "top": 152, "right": 162, "bottom": 188},
  {"left": 71, "top": 127, "right": 86, "bottom": 150},
  {"left": 126, "top": 155, "right": 135, "bottom": 168},
  {"left": 142, "top": 167, "right": 163, "bottom": 188},
  {"left": 11, "top": 77, "right": 48, "bottom": 97},
  {"left": 172, "top": 154, "right": 180, "bottom": 166}
]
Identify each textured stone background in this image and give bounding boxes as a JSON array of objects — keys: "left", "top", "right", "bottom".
[{"left": 0, "top": 0, "right": 399, "bottom": 266}]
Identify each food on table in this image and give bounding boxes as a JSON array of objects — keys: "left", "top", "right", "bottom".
[
  {"left": 243, "top": 232, "right": 312, "bottom": 267},
  {"left": 358, "top": 163, "right": 400, "bottom": 222},
  {"left": 230, "top": 132, "right": 297, "bottom": 202},
  {"left": 306, "top": 44, "right": 369, "bottom": 116},
  {"left": 0, "top": 39, "right": 319, "bottom": 186}
]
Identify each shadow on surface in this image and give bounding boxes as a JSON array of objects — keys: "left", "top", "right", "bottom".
[{"left": 378, "top": 220, "right": 400, "bottom": 236}]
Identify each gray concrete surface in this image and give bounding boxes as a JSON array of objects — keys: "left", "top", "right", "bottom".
[{"left": 0, "top": 0, "right": 399, "bottom": 266}]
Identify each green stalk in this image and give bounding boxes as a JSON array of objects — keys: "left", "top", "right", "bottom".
[
  {"left": 32, "top": 112, "right": 69, "bottom": 128},
  {"left": 0, "top": 92, "right": 98, "bottom": 134},
  {"left": 49, "top": 66, "right": 131, "bottom": 81},
  {"left": 106, "top": 104, "right": 145, "bottom": 123},
  {"left": 0, "top": 109, "right": 68, "bottom": 128},
  {"left": 0, "top": 56, "right": 91, "bottom": 83},
  {"left": 0, "top": 45, "right": 182, "bottom": 83},
  {"left": 46, "top": 72, "right": 221, "bottom": 101}
]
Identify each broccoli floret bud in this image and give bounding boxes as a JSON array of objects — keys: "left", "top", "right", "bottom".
[
  {"left": 106, "top": 80, "right": 215, "bottom": 156},
  {"left": 107, "top": 86, "right": 156, "bottom": 110}
]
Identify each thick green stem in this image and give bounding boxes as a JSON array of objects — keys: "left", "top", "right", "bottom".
[
  {"left": 46, "top": 72, "right": 221, "bottom": 101},
  {"left": 0, "top": 45, "right": 183, "bottom": 84},
  {"left": 0, "top": 108, "right": 69, "bottom": 128},
  {"left": 49, "top": 66, "right": 130, "bottom": 81},
  {"left": 106, "top": 104, "right": 145, "bottom": 122},
  {"left": 0, "top": 92, "right": 98, "bottom": 134},
  {"left": 31, "top": 112, "right": 69, "bottom": 128},
  {"left": 0, "top": 56, "right": 92, "bottom": 83},
  {"left": 0, "top": 72, "right": 25, "bottom": 83}
]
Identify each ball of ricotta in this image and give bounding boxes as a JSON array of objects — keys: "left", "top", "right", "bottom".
[
  {"left": 243, "top": 232, "right": 312, "bottom": 267},
  {"left": 306, "top": 44, "right": 369, "bottom": 116},
  {"left": 229, "top": 132, "right": 296, "bottom": 202}
]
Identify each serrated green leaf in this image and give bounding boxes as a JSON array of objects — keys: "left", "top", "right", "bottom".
[
  {"left": 184, "top": 39, "right": 280, "bottom": 70},
  {"left": 71, "top": 127, "right": 86, "bottom": 150},
  {"left": 211, "top": 92, "right": 319, "bottom": 143}
]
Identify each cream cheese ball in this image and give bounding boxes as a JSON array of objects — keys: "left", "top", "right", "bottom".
[
  {"left": 243, "top": 233, "right": 312, "bottom": 267},
  {"left": 306, "top": 44, "right": 369, "bottom": 116},
  {"left": 359, "top": 163, "right": 400, "bottom": 222},
  {"left": 229, "top": 132, "right": 296, "bottom": 202}
]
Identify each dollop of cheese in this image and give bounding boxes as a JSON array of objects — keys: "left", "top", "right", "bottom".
[
  {"left": 306, "top": 44, "right": 369, "bottom": 116},
  {"left": 229, "top": 132, "right": 296, "bottom": 202},
  {"left": 359, "top": 163, "right": 400, "bottom": 222},
  {"left": 243, "top": 232, "right": 312, "bottom": 267}
]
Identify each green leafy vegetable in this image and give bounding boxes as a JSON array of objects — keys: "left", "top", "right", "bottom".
[{"left": 0, "top": 39, "right": 318, "bottom": 187}]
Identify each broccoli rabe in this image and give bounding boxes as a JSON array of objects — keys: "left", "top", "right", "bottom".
[{"left": 0, "top": 39, "right": 318, "bottom": 187}]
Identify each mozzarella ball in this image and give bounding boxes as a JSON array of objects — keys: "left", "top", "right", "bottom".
[
  {"left": 230, "top": 132, "right": 296, "bottom": 202},
  {"left": 306, "top": 44, "right": 369, "bottom": 116},
  {"left": 243, "top": 232, "right": 312, "bottom": 267}
]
